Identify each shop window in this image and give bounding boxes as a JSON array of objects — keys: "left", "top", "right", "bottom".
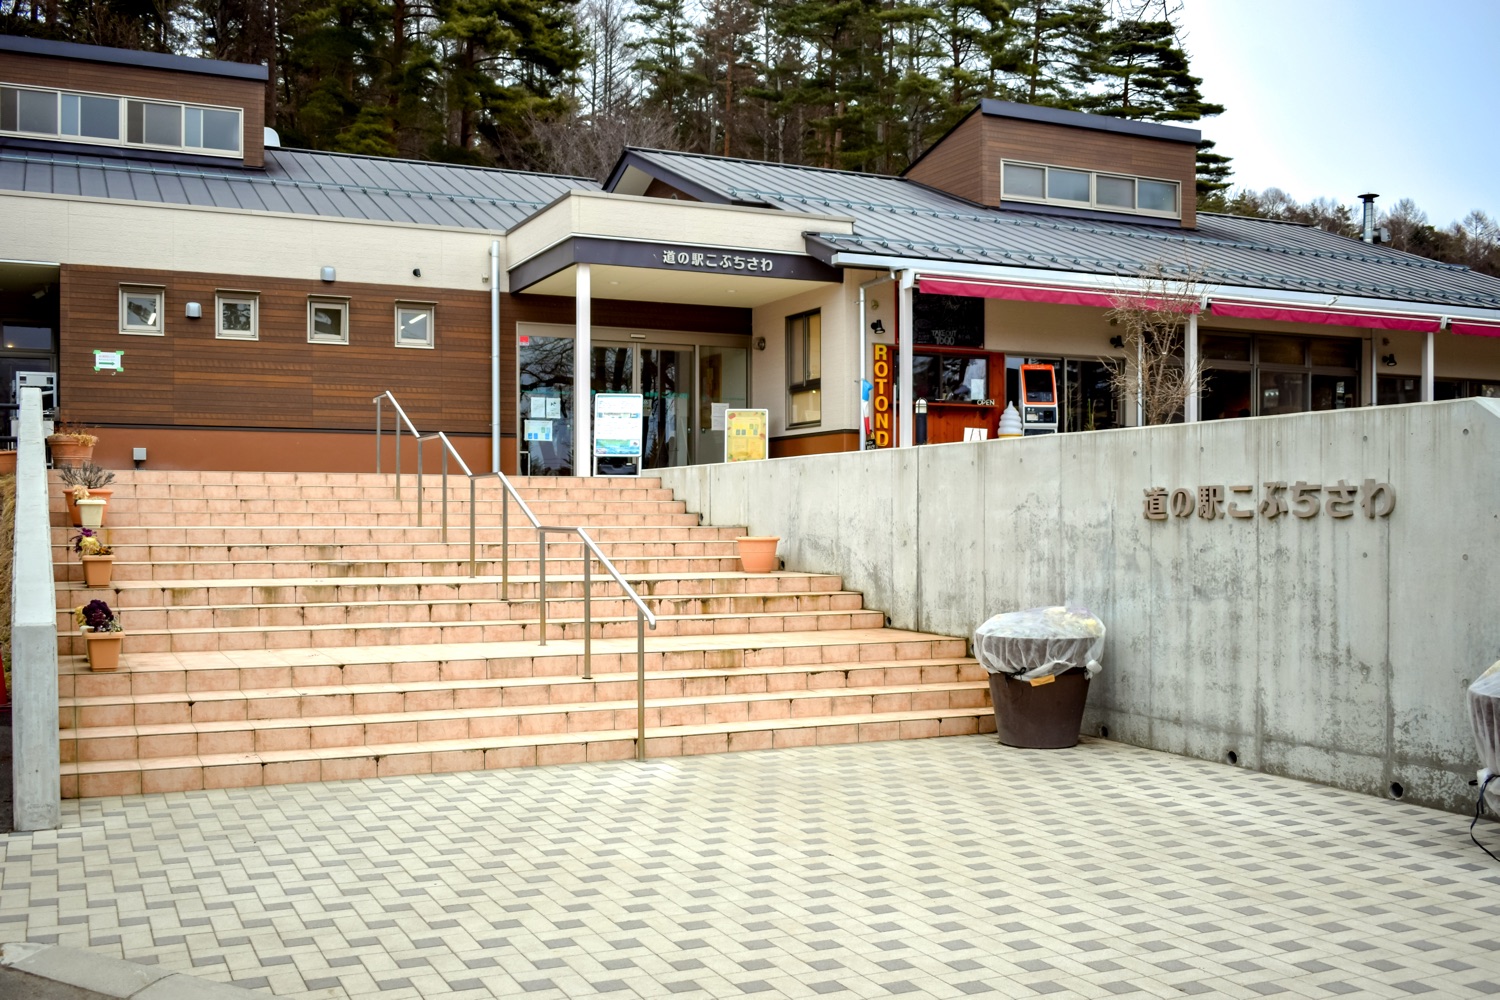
[
  {"left": 1378, "top": 376, "right": 1491, "bottom": 405},
  {"left": 1007, "top": 357, "right": 1120, "bottom": 432},
  {"left": 1201, "top": 331, "right": 1361, "bottom": 418},
  {"left": 308, "top": 298, "right": 349, "bottom": 344},
  {"left": 395, "top": 303, "right": 435, "bottom": 349},
  {"left": 787, "top": 310, "right": 821, "bottom": 426},
  {"left": 914, "top": 354, "right": 988, "bottom": 401},
  {"left": 216, "top": 291, "right": 258, "bottom": 340},
  {"left": 119, "top": 286, "right": 164, "bottom": 336}
]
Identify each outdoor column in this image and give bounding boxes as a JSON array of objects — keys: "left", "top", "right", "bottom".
[
  {"left": 1368, "top": 334, "right": 1379, "bottom": 406},
  {"left": 898, "top": 270, "right": 915, "bottom": 448},
  {"left": 574, "top": 264, "right": 592, "bottom": 475},
  {"left": 1421, "top": 329, "right": 1435, "bottom": 402},
  {"left": 1184, "top": 309, "right": 1200, "bottom": 422}
]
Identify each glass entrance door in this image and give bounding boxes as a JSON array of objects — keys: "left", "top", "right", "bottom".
[{"left": 590, "top": 344, "right": 691, "bottom": 472}]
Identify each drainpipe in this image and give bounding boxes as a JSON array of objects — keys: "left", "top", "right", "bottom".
[
  {"left": 898, "top": 270, "right": 915, "bottom": 447},
  {"left": 490, "top": 239, "right": 500, "bottom": 473},
  {"left": 575, "top": 263, "right": 592, "bottom": 475},
  {"left": 857, "top": 271, "right": 895, "bottom": 449}
]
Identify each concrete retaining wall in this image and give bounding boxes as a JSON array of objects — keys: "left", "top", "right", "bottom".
[{"left": 661, "top": 399, "right": 1500, "bottom": 813}]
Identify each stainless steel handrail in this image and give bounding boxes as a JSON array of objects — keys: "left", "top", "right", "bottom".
[{"left": 378, "top": 391, "right": 660, "bottom": 760}]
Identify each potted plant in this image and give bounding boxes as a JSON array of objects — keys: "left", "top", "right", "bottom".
[
  {"left": 75, "top": 598, "right": 125, "bottom": 671},
  {"left": 61, "top": 462, "right": 115, "bottom": 527},
  {"left": 0, "top": 449, "right": 15, "bottom": 474},
  {"left": 46, "top": 420, "right": 99, "bottom": 465},
  {"left": 735, "top": 535, "right": 781, "bottom": 573},
  {"left": 72, "top": 528, "right": 115, "bottom": 588}
]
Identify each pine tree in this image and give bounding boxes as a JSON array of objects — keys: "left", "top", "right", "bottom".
[{"left": 1001, "top": 0, "right": 1104, "bottom": 109}]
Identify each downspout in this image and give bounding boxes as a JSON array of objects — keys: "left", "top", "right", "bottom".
[{"left": 490, "top": 239, "right": 501, "bottom": 473}]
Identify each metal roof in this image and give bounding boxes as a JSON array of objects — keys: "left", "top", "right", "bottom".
[
  {"left": 0, "top": 34, "right": 268, "bottom": 81},
  {"left": 0, "top": 146, "right": 597, "bottom": 232},
  {"left": 615, "top": 148, "right": 1500, "bottom": 312}
]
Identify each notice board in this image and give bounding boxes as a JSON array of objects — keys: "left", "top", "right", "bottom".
[{"left": 725, "top": 408, "right": 769, "bottom": 462}]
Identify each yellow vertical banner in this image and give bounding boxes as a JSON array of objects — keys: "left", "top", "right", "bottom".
[{"left": 725, "top": 408, "right": 769, "bottom": 462}]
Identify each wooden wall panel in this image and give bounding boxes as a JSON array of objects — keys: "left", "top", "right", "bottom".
[
  {"left": 905, "top": 114, "right": 986, "bottom": 205},
  {"left": 1, "top": 51, "right": 265, "bottom": 166}
]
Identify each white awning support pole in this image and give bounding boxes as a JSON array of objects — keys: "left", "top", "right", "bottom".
[
  {"left": 1421, "top": 329, "right": 1435, "bottom": 402},
  {"left": 1368, "top": 334, "right": 1379, "bottom": 406},
  {"left": 898, "top": 269, "right": 915, "bottom": 448},
  {"left": 574, "top": 264, "right": 592, "bottom": 476},
  {"left": 857, "top": 271, "right": 896, "bottom": 450},
  {"left": 1184, "top": 306, "right": 1200, "bottom": 423},
  {"left": 490, "top": 239, "right": 501, "bottom": 472}
]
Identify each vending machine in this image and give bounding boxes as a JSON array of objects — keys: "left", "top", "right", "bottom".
[{"left": 1019, "top": 363, "right": 1058, "bottom": 435}]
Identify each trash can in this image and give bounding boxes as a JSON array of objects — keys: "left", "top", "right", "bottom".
[{"left": 973, "top": 607, "right": 1105, "bottom": 750}]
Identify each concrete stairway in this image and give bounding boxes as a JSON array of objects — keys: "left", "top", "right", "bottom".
[{"left": 52, "top": 470, "right": 993, "bottom": 797}]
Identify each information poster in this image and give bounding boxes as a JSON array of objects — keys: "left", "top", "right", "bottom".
[
  {"left": 594, "top": 393, "right": 643, "bottom": 458},
  {"left": 725, "top": 408, "right": 769, "bottom": 462}
]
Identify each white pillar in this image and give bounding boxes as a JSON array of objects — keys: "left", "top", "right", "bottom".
[
  {"left": 574, "top": 263, "right": 592, "bottom": 475},
  {"left": 1421, "top": 329, "right": 1435, "bottom": 402},
  {"left": 1184, "top": 310, "right": 1200, "bottom": 422},
  {"left": 898, "top": 270, "right": 915, "bottom": 448},
  {"left": 490, "top": 239, "right": 501, "bottom": 472},
  {"left": 1368, "top": 334, "right": 1379, "bottom": 406}
]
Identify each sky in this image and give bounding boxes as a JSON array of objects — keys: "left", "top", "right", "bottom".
[{"left": 1176, "top": 0, "right": 1500, "bottom": 227}]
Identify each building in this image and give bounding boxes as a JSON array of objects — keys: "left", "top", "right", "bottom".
[{"left": 5, "top": 36, "right": 1500, "bottom": 474}]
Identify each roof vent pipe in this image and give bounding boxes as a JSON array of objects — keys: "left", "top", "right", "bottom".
[{"left": 1359, "top": 193, "right": 1378, "bottom": 244}]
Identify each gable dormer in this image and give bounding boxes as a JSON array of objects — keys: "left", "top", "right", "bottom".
[
  {"left": 0, "top": 35, "right": 268, "bottom": 167},
  {"left": 905, "top": 99, "right": 1201, "bottom": 228}
]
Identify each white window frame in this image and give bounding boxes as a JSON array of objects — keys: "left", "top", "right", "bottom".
[
  {"left": 0, "top": 82, "right": 242, "bottom": 158},
  {"left": 215, "top": 291, "right": 259, "bottom": 341},
  {"left": 1000, "top": 159, "right": 1181, "bottom": 220},
  {"left": 118, "top": 285, "right": 165, "bottom": 336},
  {"left": 394, "top": 302, "right": 436, "bottom": 349},
  {"left": 307, "top": 297, "right": 350, "bottom": 345}
]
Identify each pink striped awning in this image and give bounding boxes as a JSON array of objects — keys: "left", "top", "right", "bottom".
[
  {"left": 918, "top": 277, "right": 1119, "bottom": 309},
  {"left": 1209, "top": 301, "right": 1441, "bottom": 332},
  {"left": 1450, "top": 320, "right": 1500, "bottom": 338}
]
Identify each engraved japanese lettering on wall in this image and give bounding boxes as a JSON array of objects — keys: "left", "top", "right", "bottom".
[{"left": 1143, "top": 480, "right": 1396, "bottom": 521}]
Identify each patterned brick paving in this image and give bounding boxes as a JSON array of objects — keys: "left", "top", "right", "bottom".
[{"left": 4, "top": 736, "right": 1498, "bottom": 999}]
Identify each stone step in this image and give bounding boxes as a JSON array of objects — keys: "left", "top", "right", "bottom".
[
  {"left": 55, "top": 588, "right": 867, "bottom": 633},
  {"left": 58, "top": 630, "right": 971, "bottom": 699},
  {"left": 58, "top": 483, "right": 680, "bottom": 502},
  {"left": 59, "top": 572, "right": 848, "bottom": 610},
  {"left": 51, "top": 509, "right": 705, "bottom": 529},
  {"left": 60, "top": 672, "right": 989, "bottom": 757},
  {"left": 56, "top": 553, "right": 746, "bottom": 582},
  {"left": 52, "top": 538, "right": 740, "bottom": 565},
  {"left": 53, "top": 471, "right": 667, "bottom": 491},
  {"left": 51, "top": 524, "right": 745, "bottom": 545},
  {"left": 56, "top": 605, "right": 891, "bottom": 654},
  {"left": 59, "top": 707, "right": 997, "bottom": 798}
]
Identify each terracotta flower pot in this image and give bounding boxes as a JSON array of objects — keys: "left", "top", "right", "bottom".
[
  {"left": 81, "top": 554, "right": 116, "bottom": 588},
  {"left": 48, "top": 436, "right": 95, "bottom": 465},
  {"left": 83, "top": 630, "right": 124, "bottom": 671},
  {"left": 65, "top": 488, "right": 112, "bottom": 527},
  {"left": 0, "top": 450, "right": 15, "bottom": 474},
  {"left": 736, "top": 536, "right": 781, "bottom": 573}
]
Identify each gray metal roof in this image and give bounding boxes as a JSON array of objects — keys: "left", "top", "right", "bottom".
[
  {"left": 0, "top": 146, "right": 597, "bottom": 231},
  {"left": 615, "top": 148, "right": 1500, "bottom": 312},
  {"left": 0, "top": 34, "right": 268, "bottom": 81}
]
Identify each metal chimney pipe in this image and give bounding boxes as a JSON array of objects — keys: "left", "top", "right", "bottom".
[{"left": 1358, "top": 193, "right": 1379, "bottom": 243}]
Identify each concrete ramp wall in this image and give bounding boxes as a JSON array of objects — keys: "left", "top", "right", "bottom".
[{"left": 660, "top": 399, "right": 1500, "bottom": 812}]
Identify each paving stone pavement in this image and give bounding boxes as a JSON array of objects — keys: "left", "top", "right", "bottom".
[{"left": 3, "top": 736, "right": 1499, "bottom": 1000}]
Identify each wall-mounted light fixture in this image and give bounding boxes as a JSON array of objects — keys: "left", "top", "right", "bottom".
[
  {"left": 1109, "top": 335, "right": 1125, "bottom": 349},
  {"left": 1382, "top": 353, "right": 1398, "bottom": 367},
  {"left": 412, "top": 268, "right": 422, "bottom": 278},
  {"left": 869, "top": 319, "right": 885, "bottom": 335},
  {"left": 321, "top": 266, "right": 336, "bottom": 283},
  {"left": 185, "top": 301, "right": 202, "bottom": 319},
  {"left": 754, "top": 336, "right": 767, "bottom": 351}
]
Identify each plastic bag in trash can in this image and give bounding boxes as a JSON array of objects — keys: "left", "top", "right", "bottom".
[
  {"left": 973, "top": 606, "right": 1105, "bottom": 682},
  {"left": 1468, "top": 660, "right": 1500, "bottom": 814}
]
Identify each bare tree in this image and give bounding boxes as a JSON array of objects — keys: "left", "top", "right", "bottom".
[
  {"left": 1103, "top": 262, "right": 1210, "bottom": 426},
  {"left": 527, "top": 104, "right": 678, "bottom": 180}
]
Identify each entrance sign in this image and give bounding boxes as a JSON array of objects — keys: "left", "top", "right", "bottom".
[
  {"left": 871, "top": 344, "right": 894, "bottom": 448},
  {"left": 594, "top": 393, "right": 643, "bottom": 475},
  {"left": 1143, "top": 479, "right": 1396, "bottom": 521},
  {"left": 725, "top": 409, "right": 769, "bottom": 462}
]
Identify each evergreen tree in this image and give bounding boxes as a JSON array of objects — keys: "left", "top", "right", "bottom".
[{"left": 1001, "top": 0, "right": 1103, "bottom": 108}]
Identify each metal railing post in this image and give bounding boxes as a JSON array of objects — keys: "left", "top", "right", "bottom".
[
  {"left": 440, "top": 446, "right": 449, "bottom": 542},
  {"left": 583, "top": 546, "right": 592, "bottom": 680},
  {"left": 636, "top": 608, "right": 647, "bottom": 761},
  {"left": 500, "top": 490, "right": 509, "bottom": 595},
  {"left": 395, "top": 422, "right": 402, "bottom": 500},
  {"left": 537, "top": 528, "right": 548, "bottom": 646},
  {"left": 375, "top": 396, "right": 383, "bottom": 475},
  {"left": 470, "top": 477, "right": 479, "bottom": 579},
  {"left": 416, "top": 439, "right": 423, "bottom": 527}
]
